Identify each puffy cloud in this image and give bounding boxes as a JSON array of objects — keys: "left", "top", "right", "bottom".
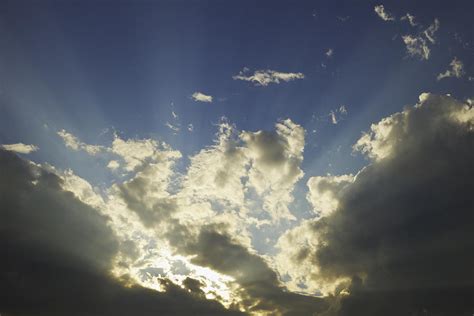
[
  {"left": 307, "top": 174, "right": 354, "bottom": 217},
  {"left": 437, "top": 57, "right": 465, "bottom": 80},
  {"left": 374, "top": 5, "right": 395, "bottom": 21},
  {"left": 1, "top": 142, "right": 38, "bottom": 154},
  {"left": 277, "top": 93, "right": 474, "bottom": 315},
  {"left": 242, "top": 119, "right": 305, "bottom": 222},
  {"left": 233, "top": 68, "right": 304, "bottom": 86},
  {"left": 192, "top": 92, "right": 213, "bottom": 103},
  {"left": 0, "top": 149, "right": 237, "bottom": 316}
]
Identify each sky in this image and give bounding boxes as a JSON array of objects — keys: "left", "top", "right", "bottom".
[{"left": 0, "top": 1, "right": 473, "bottom": 315}]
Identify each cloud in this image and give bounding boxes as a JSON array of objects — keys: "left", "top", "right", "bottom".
[
  {"left": 326, "top": 48, "right": 334, "bottom": 58},
  {"left": 329, "top": 106, "right": 348, "bottom": 125},
  {"left": 400, "top": 13, "right": 417, "bottom": 26},
  {"left": 277, "top": 93, "right": 474, "bottom": 315},
  {"left": 374, "top": 5, "right": 395, "bottom": 21},
  {"left": 232, "top": 68, "right": 304, "bottom": 86},
  {"left": 0, "top": 149, "right": 238, "bottom": 316},
  {"left": 401, "top": 19, "right": 439, "bottom": 60},
  {"left": 58, "top": 129, "right": 105, "bottom": 155},
  {"left": 192, "top": 92, "right": 213, "bottom": 103},
  {"left": 437, "top": 57, "right": 465, "bottom": 80},
  {"left": 1, "top": 142, "right": 38, "bottom": 154}
]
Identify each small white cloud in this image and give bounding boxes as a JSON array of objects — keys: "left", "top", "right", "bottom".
[
  {"left": 171, "top": 111, "right": 178, "bottom": 119},
  {"left": 192, "top": 92, "right": 213, "bottom": 103},
  {"left": 437, "top": 57, "right": 465, "bottom": 81},
  {"left": 187, "top": 124, "right": 194, "bottom": 132},
  {"left": 1, "top": 143, "right": 39, "bottom": 154},
  {"left": 423, "top": 19, "right": 440, "bottom": 44},
  {"left": 374, "top": 5, "right": 395, "bottom": 21},
  {"left": 232, "top": 68, "right": 304, "bottom": 86},
  {"left": 401, "top": 13, "right": 417, "bottom": 26},
  {"left": 339, "top": 105, "right": 348, "bottom": 114},
  {"left": 107, "top": 160, "right": 120, "bottom": 170},
  {"left": 325, "top": 48, "right": 334, "bottom": 58},
  {"left": 330, "top": 111, "right": 338, "bottom": 124}
]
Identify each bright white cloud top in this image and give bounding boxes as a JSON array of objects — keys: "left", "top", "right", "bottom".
[{"left": 374, "top": 5, "right": 395, "bottom": 21}]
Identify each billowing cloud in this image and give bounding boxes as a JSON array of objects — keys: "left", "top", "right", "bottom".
[
  {"left": 437, "top": 57, "right": 465, "bottom": 80},
  {"left": 374, "top": 5, "right": 395, "bottom": 21},
  {"left": 0, "top": 149, "right": 238, "bottom": 316},
  {"left": 1, "top": 142, "right": 38, "bottom": 154},
  {"left": 192, "top": 92, "right": 213, "bottom": 103},
  {"left": 233, "top": 68, "right": 304, "bottom": 86},
  {"left": 277, "top": 93, "right": 474, "bottom": 315}
]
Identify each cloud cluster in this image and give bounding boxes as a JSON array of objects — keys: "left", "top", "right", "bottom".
[
  {"left": 233, "top": 68, "right": 304, "bottom": 86},
  {"left": 402, "top": 19, "right": 440, "bottom": 60},
  {"left": 276, "top": 93, "right": 474, "bottom": 315}
]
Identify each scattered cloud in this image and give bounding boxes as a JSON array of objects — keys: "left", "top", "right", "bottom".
[
  {"left": 437, "top": 57, "right": 465, "bottom": 80},
  {"left": 374, "top": 5, "right": 395, "bottom": 21},
  {"left": 232, "top": 68, "right": 304, "bottom": 86},
  {"left": 1, "top": 143, "right": 38, "bottom": 154},
  {"left": 192, "top": 92, "right": 213, "bottom": 103},
  {"left": 187, "top": 123, "right": 194, "bottom": 132},
  {"left": 329, "top": 105, "right": 348, "bottom": 124},
  {"left": 401, "top": 12, "right": 417, "bottom": 26},
  {"left": 57, "top": 129, "right": 105, "bottom": 155}
]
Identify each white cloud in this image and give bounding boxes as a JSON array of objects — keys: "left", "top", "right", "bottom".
[
  {"left": 437, "top": 57, "right": 465, "bottom": 80},
  {"left": 165, "top": 122, "right": 180, "bottom": 133},
  {"left": 107, "top": 160, "right": 120, "bottom": 170},
  {"left": 187, "top": 124, "right": 194, "bottom": 132},
  {"left": 1, "top": 143, "right": 39, "bottom": 154},
  {"left": 57, "top": 129, "right": 104, "bottom": 155},
  {"left": 374, "top": 5, "right": 395, "bottom": 21},
  {"left": 192, "top": 92, "right": 213, "bottom": 103},
  {"left": 307, "top": 174, "right": 354, "bottom": 217},
  {"left": 401, "top": 19, "right": 439, "bottom": 60},
  {"left": 232, "top": 68, "right": 304, "bottom": 86}
]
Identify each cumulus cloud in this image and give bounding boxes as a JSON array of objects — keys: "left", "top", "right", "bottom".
[
  {"left": 233, "top": 68, "right": 304, "bottom": 86},
  {"left": 192, "top": 92, "right": 213, "bottom": 103},
  {"left": 1, "top": 142, "right": 38, "bottom": 154},
  {"left": 277, "top": 93, "right": 474, "bottom": 315},
  {"left": 0, "top": 150, "right": 237, "bottom": 316},
  {"left": 437, "top": 57, "right": 465, "bottom": 80},
  {"left": 374, "top": 5, "right": 395, "bottom": 21}
]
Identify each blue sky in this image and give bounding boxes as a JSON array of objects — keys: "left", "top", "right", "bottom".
[{"left": 0, "top": 1, "right": 473, "bottom": 314}]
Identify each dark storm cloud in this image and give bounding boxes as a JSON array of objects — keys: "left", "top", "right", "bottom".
[
  {"left": 303, "top": 94, "right": 474, "bottom": 315},
  {"left": 0, "top": 150, "right": 243, "bottom": 316}
]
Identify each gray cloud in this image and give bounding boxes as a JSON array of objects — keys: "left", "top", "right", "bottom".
[
  {"left": 285, "top": 94, "right": 474, "bottom": 315},
  {"left": 0, "top": 150, "right": 243, "bottom": 316}
]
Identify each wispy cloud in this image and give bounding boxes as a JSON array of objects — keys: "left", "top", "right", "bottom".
[
  {"left": 374, "top": 5, "right": 395, "bottom": 21},
  {"left": 437, "top": 57, "right": 465, "bottom": 80},
  {"left": 192, "top": 92, "right": 213, "bottom": 103},
  {"left": 232, "top": 68, "right": 304, "bottom": 86},
  {"left": 402, "top": 19, "right": 440, "bottom": 60},
  {"left": 57, "top": 130, "right": 104, "bottom": 155},
  {"left": 1, "top": 143, "right": 39, "bottom": 154},
  {"left": 325, "top": 48, "right": 334, "bottom": 58},
  {"left": 401, "top": 13, "right": 417, "bottom": 26}
]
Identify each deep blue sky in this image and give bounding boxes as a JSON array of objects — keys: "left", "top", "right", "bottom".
[{"left": 0, "top": 0, "right": 472, "bottom": 184}]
